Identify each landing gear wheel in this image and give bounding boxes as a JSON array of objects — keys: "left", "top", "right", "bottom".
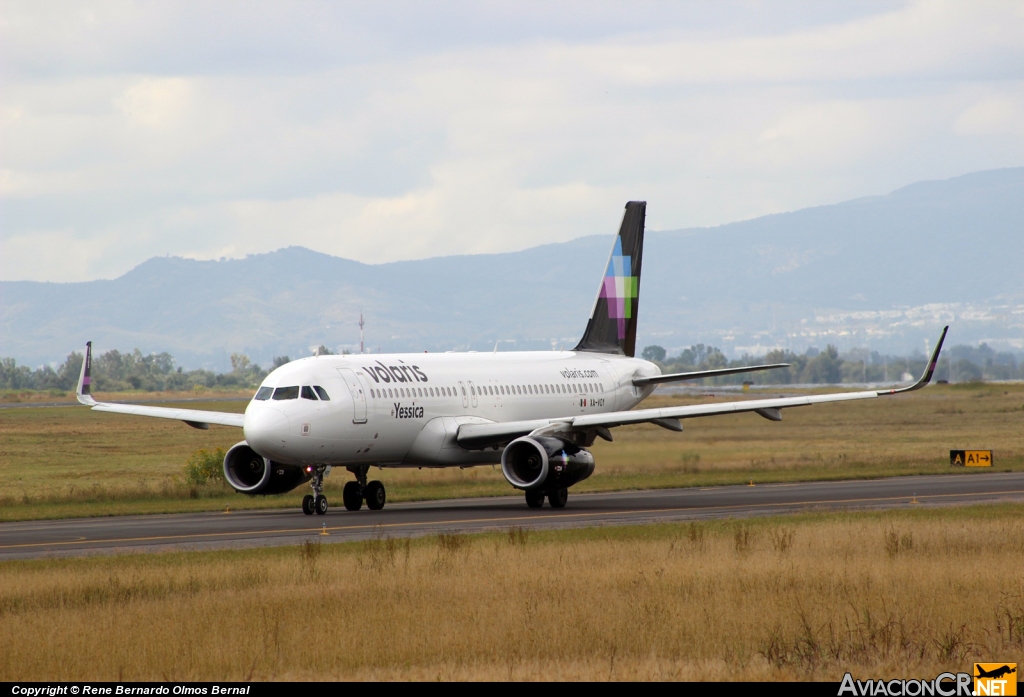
[
  {"left": 302, "top": 494, "right": 315, "bottom": 515},
  {"left": 548, "top": 488, "right": 568, "bottom": 509},
  {"left": 315, "top": 495, "right": 328, "bottom": 515},
  {"left": 343, "top": 481, "right": 363, "bottom": 511},
  {"left": 525, "top": 490, "right": 545, "bottom": 508},
  {"left": 365, "top": 480, "right": 386, "bottom": 510}
]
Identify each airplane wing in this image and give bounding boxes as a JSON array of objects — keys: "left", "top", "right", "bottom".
[
  {"left": 458, "top": 326, "right": 947, "bottom": 449},
  {"left": 76, "top": 342, "right": 246, "bottom": 429}
]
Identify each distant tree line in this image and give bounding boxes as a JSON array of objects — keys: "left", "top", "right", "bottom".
[
  {"left": 0, "top": 349, "right": 292, "bottom": 392},
  {"left": 641, "top": 342, "right": 1024, "bottom": 385},
  {"left": 3, "top": 340, "right": 1021, "bottom": 393}
]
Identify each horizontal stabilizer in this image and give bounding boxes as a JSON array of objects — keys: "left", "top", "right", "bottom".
[{"left": 633, "top": 363, "right": 790, "bottom": 387}]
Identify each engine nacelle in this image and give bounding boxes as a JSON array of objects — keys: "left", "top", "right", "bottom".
[
  {"left": 223, "top": 442, "right": 311, "bottom": 495},
  {"left": 500, "top": 436, "right": 595, "bottom": 492}
]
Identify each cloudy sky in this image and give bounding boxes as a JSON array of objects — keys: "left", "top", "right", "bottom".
[{"left": 2, "top": 1, "right": 1023, "bottom": 282}]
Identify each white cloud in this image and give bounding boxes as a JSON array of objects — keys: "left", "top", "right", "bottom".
[
  {"left": 955, "top": 96, "right": 1024, "bottom": 136},
  {"left": 1, "top": 0, "right": 1023, "bottom": 281}
]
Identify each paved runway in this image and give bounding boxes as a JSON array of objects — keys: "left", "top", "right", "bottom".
[{"left": 2, "top": 472, "right": 1023, "bottom": 560}]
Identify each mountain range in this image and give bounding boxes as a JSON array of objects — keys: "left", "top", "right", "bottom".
[{"left": 2, "top": 167, "right": 1022, "bottom": 370}]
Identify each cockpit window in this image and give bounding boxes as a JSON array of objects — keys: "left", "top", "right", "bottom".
[
  {"left": 254, "top": 386, "right": 273, "bottom": 401},
  {"left": 272, "top": 386, "right": 300, "bottom": 400},
  {"left": 301, "top": 386, "right": 318, "bottom": 400},
  {"left": 313, "top": 386, "right": 330, "bottom": 400}
]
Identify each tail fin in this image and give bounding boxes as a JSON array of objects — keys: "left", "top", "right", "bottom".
[{"left": 574, "top": 201, "right": 646, "bottom": 357}]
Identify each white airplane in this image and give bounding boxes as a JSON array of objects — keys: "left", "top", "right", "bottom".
[{"left": 75, "top": 201, "right": 948, "bottom": 515}]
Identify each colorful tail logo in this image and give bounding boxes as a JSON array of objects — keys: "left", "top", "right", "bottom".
[
  {"left": 600, "top": 237, "right": 639, "bottom": 341},
  {"left": 575, "top": 201, "right": 645, "bottom": 357}
]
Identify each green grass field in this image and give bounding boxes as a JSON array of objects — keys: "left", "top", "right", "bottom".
[{"left": 1, "top": 383, "right": 1022, "bottom": 521}]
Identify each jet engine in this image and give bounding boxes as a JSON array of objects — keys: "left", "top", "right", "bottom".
[
  {"left": 223, "top": 441, "right": 310, "bottom": 495},
  {"left": 500, "top": 436, "right": 595, "bottom": 492}
]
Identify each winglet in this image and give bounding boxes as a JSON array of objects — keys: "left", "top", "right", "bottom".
[
  {"left": 76, "top": 341, "right": 97, "bottom": 406},
  {"left": 877, "top": 325, "right": 949, "bottom": 396}
]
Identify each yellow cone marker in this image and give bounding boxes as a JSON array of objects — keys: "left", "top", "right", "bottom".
[{"left": 320, "top": 524, "right": 329, "bottom": 536}]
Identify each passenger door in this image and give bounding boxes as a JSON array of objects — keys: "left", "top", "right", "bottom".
[
  {"left": 458, "top": 381, "right": 469, "bottom": 409},
  {"left": 467, "top": 380, "right": 478, "bottom": 408},
  {"left": 337, "top": 368, "right": 368, "bottom": 424}
]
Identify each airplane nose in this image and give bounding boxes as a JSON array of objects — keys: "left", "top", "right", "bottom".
[{"left": 244, "top": 407, "right": 290, "bottom": 453}]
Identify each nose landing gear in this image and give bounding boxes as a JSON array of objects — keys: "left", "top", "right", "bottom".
[{"left": 301, "top": 466, "right": 330, "bottom": 515}]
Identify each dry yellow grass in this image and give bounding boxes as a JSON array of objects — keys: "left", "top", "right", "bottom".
[{"left": 1, "top": 505, "right": 1022, "bottom": 681}]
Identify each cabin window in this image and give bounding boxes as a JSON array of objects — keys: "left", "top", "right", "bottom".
[
  {"left": 254, "top": 386, "right": 273, "bottom": 401},
  {"left": 272, "top": 386, "right": 299, "bottom": 400},
  {"left": 301, "top": 386, "right": 318, "bottom": 400}
]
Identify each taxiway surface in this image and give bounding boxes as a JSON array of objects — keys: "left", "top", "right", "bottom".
[{"left": 2, "top": 472, "right": 1022, "bottom": 560}]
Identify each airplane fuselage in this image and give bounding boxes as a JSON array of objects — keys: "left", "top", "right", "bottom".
[{"left": 244, "top": 350, "right": 659, "bottom": 468}]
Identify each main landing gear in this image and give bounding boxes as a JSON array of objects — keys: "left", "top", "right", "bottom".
[
  {"left": 301, "top": 466, "right": 330, "bottom": 516},
  {"left": 525, "top": 488, "right": 568, "bottom": 509},
  {"left": 340, "top": 465, "right": 387, "bottom": 512}
]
